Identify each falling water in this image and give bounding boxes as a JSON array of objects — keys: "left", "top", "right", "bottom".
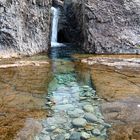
[
  {"left": 51, "top": 7, "right": 59, "bottom": 44},
  {"left": 51, "top": 7, "right": 66, "bottom": 47}
]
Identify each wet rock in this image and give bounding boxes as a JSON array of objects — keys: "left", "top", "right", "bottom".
[
  {"left": 92, "top": 129, "right": 101, "bottom": 136},
  {"left": 0, "top": 7, "right": 4, "bottom": 14},
  {"left": 69, "top": 132, "right": 81, "bottom": 140},
  {"left": 84, "top": 113, "right": 98, "bottom": 123},
  {"left": 103, "top": 123, "right": 111, "bottom": 128},
  {"left": 43, "top": 126, "right": 56, "bottom": 132},
  {"left": 64, "top": 133, "right": 70, "bottom": 139},
  {"left": 53, "top": 128, "right": 65, "bottom": 134},
  {"left": 79, "top": 97, "right": 87, "bottom": 100},
  {"left": 54, "top": 104, "right": 74, "bottom": 111},
  {"left": 67, "top": 109, "right": 84, "bottom": 118},
  {"left": 83, "top": 105, "right": 94, "bottom": 112},
  {"left": 84, "top": 124, "right": 94, "bottom": 131},
  {"left": 71, "top": 87, "right": 80, "bottom": 93},
  {"left": 72, "top": 118, "right": 87, "bottom": 127},
  {"left": 55, "top": 134, "right": 65, "bottom": 140},
  {"left": 81, "top": 132, "right": 91, "bottom": 139}
]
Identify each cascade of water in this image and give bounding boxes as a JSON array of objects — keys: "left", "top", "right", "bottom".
[
  {"left": 51, "top": 7, "right": 66, "bottom": 47},
  {"left": 51, "top": 7, "right": 59, "bottom": 43}
]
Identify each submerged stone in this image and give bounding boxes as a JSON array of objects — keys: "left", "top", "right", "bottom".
[
  {"left": 84, "top": 113, "right": 98, "bottom": 123},
  {"left": 92, "top": 129, "right": 101, "bottom": 136},
  {"left": 54, "top": 104, "right": 74, "bottom": 111},
  {"left": 55, "top": 134, "right": 65, "bottom": 140},
  {"left": 83, "top": 104, "right": 94, "bottom": 112},
  {"left": 69, "top": 132, "right": 81, "bottom": 140},
  {"left": 72, "top": 118, "right": 87, "bottom": 127},
  {"left": 81, "top": 131, "right": 91, "bottom": 139},
  {"left": 84, "top": 124, "right": 94, "bottom": 131},
  {"left": 67, "top": 108, "right": 84, "bottom": 118}
]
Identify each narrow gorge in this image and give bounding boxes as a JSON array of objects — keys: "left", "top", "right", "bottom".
[{"left": 0, "top": 0, "right": 140, "bottom": 140}]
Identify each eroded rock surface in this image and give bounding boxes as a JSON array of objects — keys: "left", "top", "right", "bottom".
[
  {"left": 0, "top": 0, "right": 51, "bottom": 58},
  {"left": 0, "top": 55, "right": 52, "bottom": 140},
  {"left": 75, "top": 54, "right": 140, "bottom": 140},
  {"left": 65, "top": 0, "right": 140, "bottom": 54}
]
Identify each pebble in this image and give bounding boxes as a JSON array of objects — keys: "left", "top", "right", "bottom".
[
  {"left": 54, "top": 104, "right": 74, "bottom": 111},
  {"left": 103, "top": 123, "right": 112, "bottom": 128},
  {"left": 64, "top": 133, "right": 70, "bottom": 139},
  {"left": 84, "top": 113, "right": 98, "bottom": 123},
  {"left": 81, "top": 131, "right": 91, "bottom": 139},
  {"left": 45, "top": 126, "right": 56, "bottom": 132},
  {"left": 72, "top": 118, "right": 87, "bottom": 127},
  {"left": 92, "top": 129, "right": 101, "bottom": 136},
  {"left": 53, "top": 128, "right": 64, "bottom": 133},
  {"left": 44, "top": 136, "right": 51, "bottom": 140},
  {"left": 69, "top": 132, "right": 81, "bottom": 140},
  {"left": 79, "top": 97, "right": 87, "bottom": 100},
  {"left": 84, "top": 124, "right": 94, "bottom": 131},
  {"left": 54, "top": 134, "right": 65, "bottom": 140},
  {"left": 83, "top": 104, "right": 94, "bottom": 112},
  {"left": 67, "top": 109, "right": 84, "bottom": 118}
]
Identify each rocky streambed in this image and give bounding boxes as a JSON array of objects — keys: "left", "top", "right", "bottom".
[
  {"left": 1, "top": 52, "right": 140, "bottom": 140},
  {"left": 35, "top": 59, "right": 110, "bottom": 140}
]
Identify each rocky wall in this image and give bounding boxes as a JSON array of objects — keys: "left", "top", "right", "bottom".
[
  {"left": 65, "top": 0, "right": 140, "bottom": 54},
  {"left": 0, "top": 0, "right": 52, "bottom": 58}
]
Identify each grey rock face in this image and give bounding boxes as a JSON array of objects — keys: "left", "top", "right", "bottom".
[
  {"left": 64, "top": 0, "right": 140, "bottom": 54},
  {"left": 0, "top": 0, "right": 51, "bottom": 58}
]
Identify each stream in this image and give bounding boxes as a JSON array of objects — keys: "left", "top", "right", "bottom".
[
  {"left": 34, "top": 6, "right": 110, "bottom": 140},
  {"left": 35, "top": 47, "right": 110, "bottom": 140}
]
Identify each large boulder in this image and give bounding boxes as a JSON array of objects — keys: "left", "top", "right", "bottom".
[
  {"left": 0, "top": 0, "right": 52, "bottom": 58},
  {"left": 64, "top": 0, "right": 140, "bottom": 54}
]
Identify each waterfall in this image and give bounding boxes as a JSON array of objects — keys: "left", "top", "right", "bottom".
[
  {"left": 51, "top": 7, "right": 59, "bottom": 44},
  {"left": 51, "top": 7, "right": 65, "bottom": 47}
]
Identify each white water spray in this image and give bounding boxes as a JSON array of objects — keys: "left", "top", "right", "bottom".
[
  {"left": 51, "top": 7, "right": 66, "bottom": 47},
  {"left": 51, "top": 7, "right": 59, "bottom": 43}
]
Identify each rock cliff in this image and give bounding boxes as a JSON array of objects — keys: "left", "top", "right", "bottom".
[
  {"left": 0, "top": 0, "right": 51, "bottom": 58},
  {"left": 64, "top": 0, "right": 140, "bottom": 54}
]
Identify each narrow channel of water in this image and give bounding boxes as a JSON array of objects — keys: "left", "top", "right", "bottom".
[{"left": 34, "top": 6, "right": 110, "bottom": 140}]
